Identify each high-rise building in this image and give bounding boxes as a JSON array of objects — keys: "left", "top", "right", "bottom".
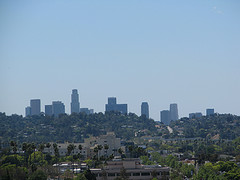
[
  {"left": 30, "top": 99, "right": 41, "bottom": 115},
  {"left": 105, "top": 97, "right": 128, "bottom": 114},
  {"left": 189, "top": 112, "right": 202, "bottom": 119},
  {"left": 71, "top": 89, "right": 80, "bottom": 114},
  {"left": 25, "top": 106, "right": 31, "bottom": 117},
  {"left": 161, "top": 110, "right": 170, "bottom": 125},
  {"left": 45, "top": 105, "right": 53, "bottom": 116},
  {"left": 141, "top": 102, "right": 149, "bottom": 118},
  {"left": 89, "top": 109, "right": 94, "bottom": 114},
  {"left": 206, "top": 108, "right": 214, "bottom": 116},
  {"left": 170, "top": 103, "right": 178, "bottom": 121},
  {"left": 52, "top": 101, "right": 65, "bottom": 117},
  {"left": 108, "top": 97, "right": 117, "bottom": 105},
  {"left": 80, "top": 108, "right": 94, "bottom": 115}
]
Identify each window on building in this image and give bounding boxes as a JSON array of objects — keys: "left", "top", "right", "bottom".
[
  {"left": 141, "top": 172, "right": 150, "bottom": 176},
  {"left": 132, "top": 173, "right": 140, "bottom": 176},
  {"left": 108, "top": 173, "right": 115, "bottom": 177},
  {"left": 126, "top": 173, "right": 131, "bottom": 177}
]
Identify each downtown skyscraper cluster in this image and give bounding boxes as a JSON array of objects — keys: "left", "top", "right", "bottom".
[{"left": 25, "top": 89, "right": 93, "bottom": 117}]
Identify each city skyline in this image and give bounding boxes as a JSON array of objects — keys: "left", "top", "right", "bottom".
[
  {"left": 1, "top": 1, "right": 240, "bottom": 121},
  {"left": 23, "top": 90, "right": 218, "bottom": 121}
]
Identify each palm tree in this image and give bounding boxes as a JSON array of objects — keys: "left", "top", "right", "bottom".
[
  {"left": 38, "top": 144, "right": 45, "bottom": 163},
  {"left": 118, "top": 148, "right": 123, "bottom": 156},
  {"left": 94, "top": 146, "right": 99, "bottom": 160},
  {"left": 67, "top": 144, "right": 76, "bottom": 156},
  {"left": 104, "top": 144, "right": 109, "bottom": 158},
  {"left": 97, "top": 145, "right": 103, "bottom": 160},
  {"left": 10, "top": 141, "right": 17, "bottom": 154},
  {"left": 78, "top": 144, "right": 83, "bottom": 160},
  {"left": 46, "top": 143, "right": 51, "bottom": 155}
]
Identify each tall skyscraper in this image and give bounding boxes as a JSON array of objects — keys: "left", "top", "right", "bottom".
[
  {"left": 105, "top": 97, "right": 127, "bottom": 114},
  {"left": 52, "top": 101, "right": 65, "bottom": 117},
  {"left": 30, "top": 99, "right": 41, "bottom": 115},
  {"left": 25, "top": 106, "right": 31, "bottom": 117},
  {"left": 170, "top": 103, "right": 178, "bottom": 121},
  {"left": 206, "top": 108, "right": 214, "bottom": 116},
  {"left": 45, "top": 105, "right": 53, "bottom": 116},
  {"left": 71, "top": 89, "right": 80, "bottom": 114},
  {"left": 161, "top": 110, "right": 170, "bottom": 125},
  {"left": 141, "top": 102, "right": 149, "bottom": 118}
]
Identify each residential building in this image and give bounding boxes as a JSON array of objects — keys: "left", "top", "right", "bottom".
[
  {"left": 206, "top": 108, "right": 214, "bottom": 116},
  {"left": 30, "top": 99, "right": 41, "bottom": 115},
  {"left": 25, "top": 106, "right": 31, "bottom": 117},
  {"left": 43, "top": 142, "right": 88, "bottom": 159},
  {"left": 170, "top": 103, "right": 178, "bottom": 121},
  {"left": 91, "top": 158, "right": 170, "bottom": 180},
  {"left": 52, "top": 101, "right": 65, "bottom": 117},
  {"left": 105, "top": 97, "right": 128, "bottom": 114},
  {"left": 161, "top": 110, "right": 170, "bottom": 125},
  {"left": 141, "top": 102, "right": 149, "bottom": 118},
  {"left": 45, "top": 105, "right": 53, "bottom": 116},
  {"left": 43, "top": 132, "right": 122, "bottom": 159},
  {"left": 71, "top": 89, "right": 80, "bottom": 114}
]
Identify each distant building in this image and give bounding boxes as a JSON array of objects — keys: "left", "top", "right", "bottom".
[
  {"left": 30, "top": 99, "right": 41, "bottom": 115},
  {"left": 141, "top": 102, "right": 149, "bottom": 118},
  {"left": 206, "top": 108, "right": 214, "bottom": 116},
  {"left": 80, "top": 108, "right": 94, "bottom": 115},
  {"left": 90, "top": 132, "right": 122, "bottom": 157},
  {"left": 52, "top": 101, "right": 65, "bottom": 117},
  {"left": 105, "top": 97, "right": 128, "bottom": 114},
  {"left": 43, "top": 132, "right": 121, "bottom": 159},
  {"left": 25, "top": 106, "right": 31, "bottom": 117},
  {"left": 91, "top": 158, "right": 170, "bottom": 180},
  {"left": 189, "top": 112, "right": 202, "bottom": 119},
  {"left": 170, "top": 103, "right": 178, "bottom": 121},
  {"left": 45, "top": 105, "right": 53, "bottom": 116},
  {"left": 161, "top": 110, "right": 170, "bottom": 125},
  {"left": 108, "top": 97, "right": 117, "bottom": 105},
  {"left": 89, "top": 109, "right": 94, "bottom": 114},
  {"left": 71, "top": 89, "right": 80, "bottom": 114}
]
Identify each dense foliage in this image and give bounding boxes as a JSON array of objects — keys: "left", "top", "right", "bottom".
[
  {"left": 0, "top": 112, "right": 157, "bottom": 144},
  {"left": 170, "top": 114, "right": 240, "bottom": 139}
]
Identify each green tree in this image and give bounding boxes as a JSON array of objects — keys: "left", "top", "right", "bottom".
[
  {"left": 0, "top": 164, "right": 28, "bottom": 180},
  {"left": 28, "top": 169, "right": 47, "bottom": 180}
]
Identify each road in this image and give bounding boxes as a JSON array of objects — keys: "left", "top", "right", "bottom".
[{"left": 167, "top": 126, "right": 173, "bottom": 133}]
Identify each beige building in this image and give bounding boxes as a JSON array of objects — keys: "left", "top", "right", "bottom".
[
  {"left": 43, "top": 142, "right": 89, "bottom": 159},
  {"left": 91, "top": 158, "right": 170, "bottom": 180},
  {"left": 43, "top": 132, "right": 122, "bottom": 159}
]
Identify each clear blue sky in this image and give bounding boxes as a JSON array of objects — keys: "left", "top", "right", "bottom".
[{"left": 1, "top": 0, "right": 240, "bottom": 121}]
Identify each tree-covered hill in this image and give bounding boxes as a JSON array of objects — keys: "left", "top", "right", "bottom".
[
  {"left": 170, "top": 114, "right": 240, "bottom": 140},
  {"left": 0, "top": 112, "right": 158, "bottom": 144}
]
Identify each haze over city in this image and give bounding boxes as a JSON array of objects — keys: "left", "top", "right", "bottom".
[{"left": 1, "top": 0, "right": 240, "bottom": 121}]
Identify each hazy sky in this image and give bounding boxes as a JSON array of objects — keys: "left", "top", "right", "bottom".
[{"left": 1, "top": 0, "right": 240, "bottom": 121}]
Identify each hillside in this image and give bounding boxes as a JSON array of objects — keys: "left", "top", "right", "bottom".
[
  {"left": 0, "top": 112, "right": 158, "bottom": 144},
  {"left": 170, "top": 114, "right": 240, "bottom": 140}
]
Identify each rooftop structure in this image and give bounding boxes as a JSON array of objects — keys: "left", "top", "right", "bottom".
[{"left": 105, "top": 97, "right": 128, "bottom": 114}]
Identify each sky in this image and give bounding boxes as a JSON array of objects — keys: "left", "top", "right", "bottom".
[{"left": 0, "top": 0, "right": 240, "bottom": 121}]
